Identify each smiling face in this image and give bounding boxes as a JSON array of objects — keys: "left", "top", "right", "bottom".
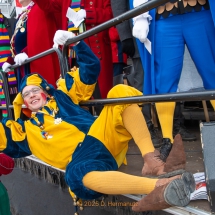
[{"left": 22, "top": 85, "right": 48, "bottom": 112}]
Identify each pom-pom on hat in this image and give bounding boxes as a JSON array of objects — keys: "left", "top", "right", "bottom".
[{"left": 13, "top": 73, "right": 54, "bottom": 120}]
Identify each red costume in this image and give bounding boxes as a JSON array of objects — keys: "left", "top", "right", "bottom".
[
  {"left": 109, "top": 26, "right": 127, "bottom": 65},
  {"left": 34, "top": 0, "right": 113, "bottom": 98},
  {"left": 8, "top": 2, "right": 60, "bottom": 87}
]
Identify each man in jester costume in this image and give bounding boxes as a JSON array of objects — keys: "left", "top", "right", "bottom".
[
  {"left": 132, "top": 0, "right": 215, "bottom": 159},
  {"left": 0, "top": 35, "right": 194, "bottom": 212}
]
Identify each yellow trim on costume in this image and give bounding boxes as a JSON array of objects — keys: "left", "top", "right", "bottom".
[
  {"left": 26, "top": 74, "right": 43, "bottom": 87},
  {"left": 57, "top": 68, "right": 96, "bottom": 105},
  {"left": 13, "top": 93, "right": 24, "bottom": 120},
  {"left": 0, "top": 124, "right": 7, "bottom": 151},
  {"left": 5, "top": 120, "right": 26, "bottom": 142}
]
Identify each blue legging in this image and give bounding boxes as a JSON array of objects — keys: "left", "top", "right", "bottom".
[{"left": 154, "top": 10, "right": 215, "bottom": 94}]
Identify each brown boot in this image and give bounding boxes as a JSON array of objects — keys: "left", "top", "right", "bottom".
[
  {"left": 159, "top": 134, "right": 186, "bottom": 178},
  {"left": 142, "top": 149, "right": 165, "bottom": 177},
  {"left": 142, "top": 134, "right": 186, "bottom": 178},
  {"left": 132, "top": 174, "right": 192, "bottom": 212}
]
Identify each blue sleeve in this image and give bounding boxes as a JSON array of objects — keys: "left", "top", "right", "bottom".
[
  {"left": 1, "top": 118, "right": 32, "bottom": 158},
  {"left": 73, "top": 40, "right": 101, "bottom": 85}
]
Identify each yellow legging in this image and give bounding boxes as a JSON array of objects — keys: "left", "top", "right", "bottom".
[
  {"left": 210, "top": 100, "right": 215, "bottom": 110},
  {"left": 122, "top": 104, "right": 155, "bottom": 156},
  {"left": 155, "top": 100, "right": 215, "bottom": 143},
  {"left": 156, "top": 102, "right": 176, "bottom": 143},
  {"left": 83, "top": 171, "right": 157, "bottom": 195}
]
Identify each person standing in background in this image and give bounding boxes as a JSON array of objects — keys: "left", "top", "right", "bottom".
[
  {"left": 0, "top": 12, "right": 17, "bottom": 119},
  {"left": 108, "top": 26, "right": 127, "bottom": 86},
  {"left": 2, "top": 0, "right": 60, "bottom": 88},
  {"left": 133, "top": 0, "right": 215, "bottom": 160}
]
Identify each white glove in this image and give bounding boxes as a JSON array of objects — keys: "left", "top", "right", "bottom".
[
  {"left": 2, "top": 62, "right": 11, "bottom": 73},
  {"left": 132, "top": 17, "right": 149, "bottom": 43},
  {"left": 53, "top": 30, "right": 76, "bottom": 48},
  {"left": 14, "top": 53, "right": 28, "bottom": 65},
  {"left": 133, "top": 0, "right": 148, "bottom": 8}
]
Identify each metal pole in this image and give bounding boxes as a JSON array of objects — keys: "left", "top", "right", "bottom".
[
  {"left": 10, "top": 48, "right": 67, "bottom": 78},
  {"left": 8, "top": 0, "right": 167, "bottom": 74},
  {"left": 79, "top": 90, "right": 215, "bottom": 106},
  {"left": 0, "top": 72, "right": 12, "bottom": 118},
  {"left": 64, "top": 0, "right": 169, "bottom": 46}
]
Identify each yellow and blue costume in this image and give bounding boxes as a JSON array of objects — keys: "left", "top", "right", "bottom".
[{"left": 0, "top": 41, "right": 142, "bottom": 199}]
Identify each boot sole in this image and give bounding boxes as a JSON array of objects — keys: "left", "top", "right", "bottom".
[
  {"left": 159, "top": 171, "right": 195, "bottom": 193},
  {"left": 164, "top": 178, "right": 190, "bottom": 207},
  {"left": 158, "top": 169, "right": 186, "bottom": 179},
  {"left": 181, "top": 171, "right": 196, "bottom": 193}
]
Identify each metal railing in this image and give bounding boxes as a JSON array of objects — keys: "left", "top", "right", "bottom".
[{"left": 1, "top": 0, "right": 215, "bottom": 115}]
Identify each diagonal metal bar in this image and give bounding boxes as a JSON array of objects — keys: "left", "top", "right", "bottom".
[
  {"left": 9, "top": 48, "right": 67, "bottom": 78},
  {"left": 79, "top": 90, "right": 215, "bottom": 106},
  {"left": 5, "top": 0, "right": 167, "bottom": 76},
  {"left": 64, "top": 0, "right": 169, "bottom": 46},
  {"left": 61, "top": 0, "right": 170, "bottom": 75}
]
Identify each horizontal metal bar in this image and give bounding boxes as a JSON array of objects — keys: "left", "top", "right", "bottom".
[
  {"left": 80, "top": 90, "right": 215, "bottom": 106},
  {"left": 64, "top": 0, "right": 169, "bottom": 46},
  {"left": 3, "top": 90, "right": 215, "bottom": 111}
]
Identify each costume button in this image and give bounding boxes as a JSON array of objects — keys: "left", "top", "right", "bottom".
[
  {"left": 90, "top": 1, "right": 93, "bottom": 5},
  {"left": 91, "top": 24, "right": 95, "bottom": 27},
  {"left": 96, "top": 46, "right": 100, "bottom": 48},
  {"left": 94, "top": 34, "right": 98, "bottom": 37},
  {"left": 96, "top": 40, "right": 99, "bottom": 43},
  {"left": 98, "top": 52, "right": 101, "bottom": 54}
]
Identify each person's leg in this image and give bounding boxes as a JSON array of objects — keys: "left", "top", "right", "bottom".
[
  {"left": 173, "top": 102, "right": 197, "bottom": 141},
  {"left": 122, "top": 104, "right": 155, "bottom": 156},
  {"left": 0, "top": 182, "right": 11, "bottom": 215},
  {"left": 128, "top": 58, "right": 162, "bottom": 147},
  {"left": 88, "top": 85, "right": 157, "bottom": 166},
  {"left": 143, "top": 103, "right": 163, "bottom": 148},
  {"left": 154, "top": 15, "right": 185, "bottom": 159},
  {"left": 83, "top": 171, "right": 157, "bottom": 194},
  {"left": 87, "top": 85, "right": 186, "bottom": 177},
  {"left": 182, "top": 11, "right": 215, "bottom": 112},
  {"left": 82, "top": 171, "right": 194, "bottom": 211}
]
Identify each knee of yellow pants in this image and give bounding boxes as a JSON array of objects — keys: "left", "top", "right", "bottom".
[{"left": 107, "top": 84, "right": 142, "bottom": 99}]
